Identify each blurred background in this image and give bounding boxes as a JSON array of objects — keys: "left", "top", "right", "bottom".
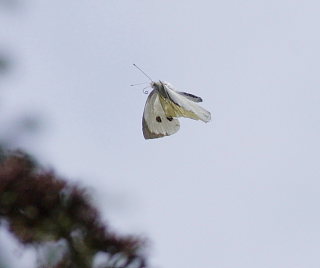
[{"left": 1, "top": 0, "right": 320, "bottom": 267}]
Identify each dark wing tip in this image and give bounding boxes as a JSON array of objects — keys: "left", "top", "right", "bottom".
[{"left": 178, "top": 92, "right": 203, "bottom": 102}]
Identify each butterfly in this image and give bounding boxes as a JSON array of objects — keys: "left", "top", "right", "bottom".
[{"left": 142, "top": 80, "right": 211, "bottom": 139}]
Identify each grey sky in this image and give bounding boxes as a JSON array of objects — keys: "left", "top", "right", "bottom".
[{"left": 1, "top": 0, "right": 320, "bottom": 267}]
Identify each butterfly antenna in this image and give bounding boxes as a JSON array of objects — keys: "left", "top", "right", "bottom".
[
  {"left": 133, "top": 64, "right": 153, "bottom": 82},
  {"left": 130, "top": 82, "right": 149, "bottom": 87}
]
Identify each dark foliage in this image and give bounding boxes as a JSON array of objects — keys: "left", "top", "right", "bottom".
[{"left": 0, "top": 151, "right": 147, "bottom": 268}]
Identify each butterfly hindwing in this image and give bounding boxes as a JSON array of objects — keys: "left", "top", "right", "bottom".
[{"left": 142, "top": 90, "right": 180, "bottom": 139}]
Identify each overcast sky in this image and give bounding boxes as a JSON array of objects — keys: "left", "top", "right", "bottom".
[{"left": 1, "top": 0, "right": 320, "bottom": 267}]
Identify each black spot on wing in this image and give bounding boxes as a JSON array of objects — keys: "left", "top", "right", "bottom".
[
  {"left": 166, "top": 116, "right": 173, "bottom": 121},
  {"left": 156, "top": 116, "right": 162, "bottom": 123}
]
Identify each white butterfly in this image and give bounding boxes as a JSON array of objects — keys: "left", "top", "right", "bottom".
[{"left": 142, "top": 80, "right": 211, "bottom": 139}]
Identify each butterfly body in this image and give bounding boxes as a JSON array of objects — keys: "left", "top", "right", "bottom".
[{"left": 142, "top": 81, "right": 211, "bottom": 139}]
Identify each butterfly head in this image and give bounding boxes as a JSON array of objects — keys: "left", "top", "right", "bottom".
[
  {"left": 151, "top": 80, "right": 167, "bottom": 94},
  {"left": 151, "top": 81, "right": 160, "bottom": 89}
]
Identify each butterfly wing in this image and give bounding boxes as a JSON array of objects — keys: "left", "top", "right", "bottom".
[
  {"left": 142, "top": 90, "right": 180, "bottom": 139},
  {"left": 159, "top": 83, "right": 211, "bottom": 123}
]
